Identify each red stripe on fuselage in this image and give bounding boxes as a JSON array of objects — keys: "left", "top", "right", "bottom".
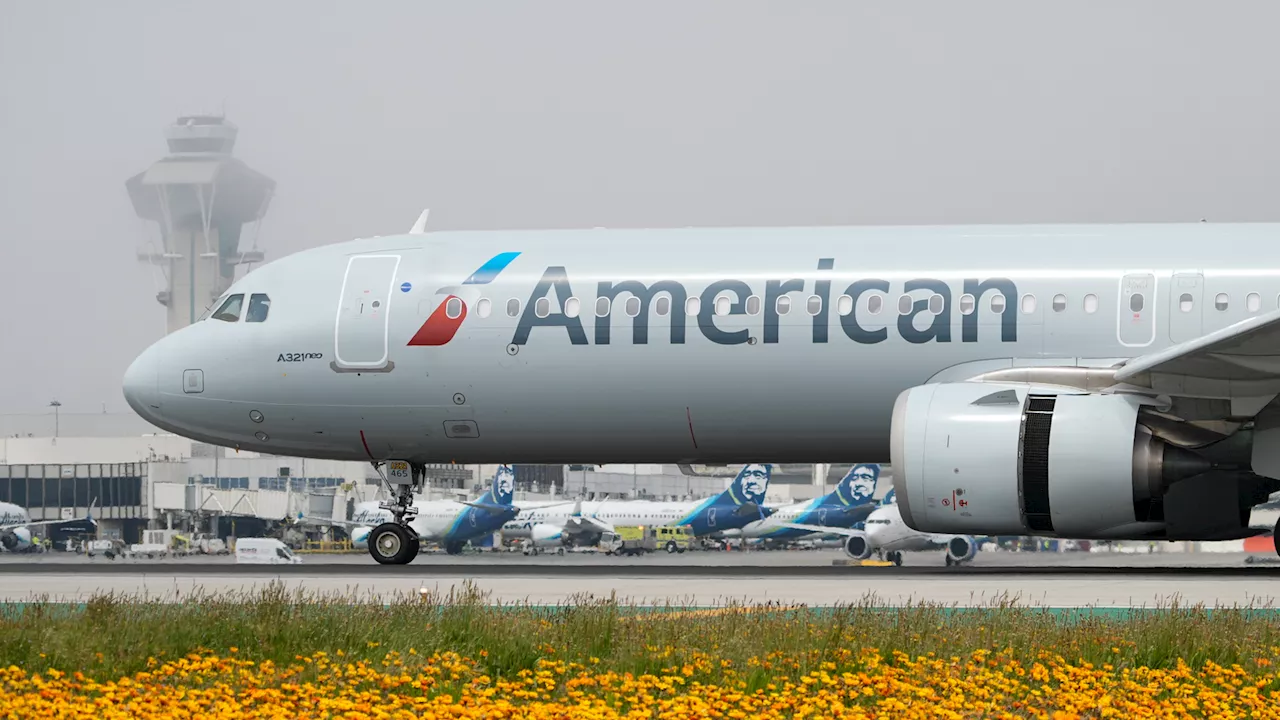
[{"left": 407, "top": 296, "right": 467, "bottom": 346}]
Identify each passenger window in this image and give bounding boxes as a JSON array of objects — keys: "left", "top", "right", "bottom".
[
  {"left": 1179, "top": 294, "right": 1193, "bottom": 313},
  {"left": 625, "top": 297, "right": 641, "bottom": 317},
  {"left": 534, "top": 297, "right": 550, "bottom": 318},
  {"left": 1129, "top": 294, "right": 1143, "bottom": 313},
  {"left": 1052, "top": 294, "right": 1066, "bottom": 312},
  {"left": 927, "top": 294, "right": 943, "bottom": 315},
  {"left": 655, "top": 296, "right": 670, "bottom": 316},
  {"left": 806, "top": 295, "right": 822, "bottom": 315},
  {"left": 897, "top": 295, "right": 912, "bottom": 315},
  {"left": 506, "top": 298, "right": 521, "bottom": 318},
  {"left": 685, "top": 297, "right": 701, "bottom": 316},
  {"left": 1022, "top": 294, "right": 1037, "bottom": 314},
  {"left": 246, "top": 293, "right": 271, "bottom": 322},
  {"left": 746, "top": 296, "right": 761, "bottom": 315},
  {"left": 990, "top": 294, "right": 1006, "bottom": 314},
  {"left": 868, "top": 294, "right": 883, "bottom": 314},
  {"left": 1215, "top": 293, "right": 1229, "bottom": 311},
  {"left": 776, "top": 296, "right": 791, "bottom": 315},
  {"left": 958, "top": 294, "right": 975, "bottom": 315},
  {"left": 565, "top": 297, "right": 581, "bottom": 318},
  {"left": 596, "top": 297, "right": 611, "bottom": 317},
  {"left": 1083, "top": 294, "right": 1098, "bottom": 314},
  {"left": 477, "top": 298, "right": 492, "bottom": 319},
  {"left": 211, "top": 294, "right": 244, "bottom": 322},
  {"left": 714, "top": 296, "right": 731, "bottom": 316},
  {"left": 836, "top": 295, "right": 853, "bottom": 316},
  {"left": 445, "top": 297, "right": 464, "bottom": 319},
  {"left": 1248, "top": 292, "right": 1261, "bottom": 313}
]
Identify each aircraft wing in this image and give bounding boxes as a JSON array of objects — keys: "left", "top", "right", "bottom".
[
  {"left": 0, "top": 516, "right": 88, "bottom": 533},
  {"left": 1, "top": 503, "right": 98, "bottom": 533},
  {"left": 562, "top": 514, "right": 612, "bottom": 535},
  {"left": 460, "top": 501, "right": 519, "bottom": 514},
  {"left": 1115, "top": 308, "right": 1280, "bottom": 396},
  {"left": 782, "top": 523, "right": 860, "bottom": 537},
  {"left": 297, "top": 514, "right": 369, "bottom": 529}
]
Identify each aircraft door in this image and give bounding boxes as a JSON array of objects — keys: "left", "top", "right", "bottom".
[
  {"left": 1117, "top": 272, "right": 1156, "bottom": 347},
  {"left": 334, "top": 254, "right": 401, "bottom": 372},
  {"left": 1168, "top": 272, "right": 1203, "bottom": 344}
]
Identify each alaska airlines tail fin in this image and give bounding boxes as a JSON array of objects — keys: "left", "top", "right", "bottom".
[
  {"left": 461, "top": 465, "right": 518, "bottom": 514},
  {"left": 716, "top": 463, "right": 772, "bottom": 518},
  {"left": 490, "top": 465, "right": 515, "bottom": 506},
  {"left": 828, "top": 463, "right": 881, "bottom": 510}
]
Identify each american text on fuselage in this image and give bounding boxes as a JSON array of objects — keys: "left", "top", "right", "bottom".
[{"left": 506, "top": 261, "right": 1017, "bottom": 347}]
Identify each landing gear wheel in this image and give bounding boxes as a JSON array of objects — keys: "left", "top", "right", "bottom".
[
  {"left": 889, "top": 551, "right": 903, "bottom": 566},
  {"left": 369, "top": 523, "right": 416, "bottom": 565},
  {"left": 945, "top": 555, "right": 954, "bottom": 567},
  {"left": 445, "top": 541, "right": 464, "bottom": 556},
  {"left": 408, "top": 536, "right": 421, "bottom": 556},
  {"left": 1274, "top": 517, "right": 1280, "bottom": 558}
]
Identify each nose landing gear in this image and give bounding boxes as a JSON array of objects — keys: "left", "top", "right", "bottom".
[{"left": 368, "top": 459, "right": 426, "bottom": 565}]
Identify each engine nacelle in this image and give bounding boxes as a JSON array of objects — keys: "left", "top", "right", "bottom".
[
  {"left": 891, "top": 382, "right": 1211, "bottom": 539},
  {"left": 842, "top": 531, "right": 872, "bottom": 560},
  {"left": 1, "top": 528, "right": 32, "bottom": 551},
  {"left": 529, "top": 523, "right": 568, "bottom": 547},
  {"left": 945, "top": 535, "right": 977, "bottom": 564}
]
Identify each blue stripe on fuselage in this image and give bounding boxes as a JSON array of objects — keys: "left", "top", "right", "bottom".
[{"left": 462, "top": 252, "right": 521, "bottom": 285}]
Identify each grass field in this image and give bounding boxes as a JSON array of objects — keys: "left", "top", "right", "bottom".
[{"left": 3, "top": 582, "right": 1280, "bottom": 718}]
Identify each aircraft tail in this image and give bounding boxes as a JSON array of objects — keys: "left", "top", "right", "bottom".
[
  {"left": 460, "top": 465, "right": 518, "bottom": 515},
  {"left": 826, "top": 464, "right": 881, "bottom": 509},
  {"left": 713, "top": 464, "right": 773, "bottom": 519}
]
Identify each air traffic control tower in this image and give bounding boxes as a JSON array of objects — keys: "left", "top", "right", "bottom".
[{"left": 126, "top": 115, "right": 275, "bottom": 334}]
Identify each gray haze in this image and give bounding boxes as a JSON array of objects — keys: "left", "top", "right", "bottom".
[{"left": 2, "top": 1, "right": 1279, "bottom": 418}]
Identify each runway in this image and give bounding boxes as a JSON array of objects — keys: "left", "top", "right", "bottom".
[{"left": 2, "top": 550, "right": 1279, "bottom": 608}]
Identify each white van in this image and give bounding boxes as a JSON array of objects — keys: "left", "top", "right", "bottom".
[{"left": 234, "top": 537, "right": 303, "bottom": 564}]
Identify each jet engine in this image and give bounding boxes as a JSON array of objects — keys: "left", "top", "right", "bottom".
[
  {"left": 1, "top": 528, "right": 32, "bottom": 551},
  {"left": 530, "top": 523, "right": 569, "bottom": 546},
  {"left": 945, "top": 535, "right": 977, "bottom": 565},
  {"left": 841, "top": 531, "right": 873, "bottom": 560},
  {"left": 890, "top": 381, "right": 1222, "bottom": 540}
]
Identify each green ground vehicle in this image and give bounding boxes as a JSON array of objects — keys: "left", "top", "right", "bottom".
[{"left": 604, "top": 525, "right": 693, "bottom": 556}]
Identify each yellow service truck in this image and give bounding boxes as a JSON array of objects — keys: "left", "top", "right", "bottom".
[{"left": 603, "top": 525, "right": 693, "bottom": 556}]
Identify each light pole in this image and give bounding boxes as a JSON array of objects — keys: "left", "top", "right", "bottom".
[{"left": 49, "top": 400, "right": 61, "bottom": 438}]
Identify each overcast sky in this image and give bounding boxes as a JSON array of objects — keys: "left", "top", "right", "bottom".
[{"left": 2, "top": 1, "right": 1279, "bottom": 415}]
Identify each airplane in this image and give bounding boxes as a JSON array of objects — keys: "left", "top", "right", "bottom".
[
  {"left": 503, "top": 463, "right": 775, "bottom": 553},
  {"left": 725, "top": 463, "right": 882, "bottom": 546},
  {"left": 1, "top": 501, "right": 98, "bottom": 553},
  {"left": 121, "top": 218, "right": 1280, "bottom": 565},
  {"left": 305, "top": 465, "right": 519, "bottom": 558},
  {"left": 786, "top": 489, "right": 979, "bottom": 566}
]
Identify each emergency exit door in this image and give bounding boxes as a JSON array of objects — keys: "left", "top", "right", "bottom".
[
  {"left": 334, "top": 254, "right": 401, "bottom": 371},
  {"left": 1118, "top": 272, "right": 1156, "bottom": 347}
]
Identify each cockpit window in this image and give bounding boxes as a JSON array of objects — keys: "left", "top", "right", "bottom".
[
  {"left": 246, "top": 293, "right": 271, "bottom": 322},
  {"left": 211, "top": 294, "right": 245, "bottom": 322},
  {"left": 198, "top": 295, "right": 226, "bottom": 322}
]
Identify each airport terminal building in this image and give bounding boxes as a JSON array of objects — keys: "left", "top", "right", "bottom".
[{"left": 0, "top": 411, "right": 822, "bottom": 546}]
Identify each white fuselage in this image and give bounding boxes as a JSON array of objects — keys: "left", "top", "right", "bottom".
[{"left": 863, "top": 504, "right": 948, "bottom": 553}]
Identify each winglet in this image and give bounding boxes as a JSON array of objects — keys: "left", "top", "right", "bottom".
[{"left": 409, "top": 208, "right": 430, "bottom": 234}]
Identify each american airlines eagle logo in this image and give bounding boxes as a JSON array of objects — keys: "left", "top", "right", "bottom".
[{"left": 407, "top": 252, "right": 521, "bottom": 346}]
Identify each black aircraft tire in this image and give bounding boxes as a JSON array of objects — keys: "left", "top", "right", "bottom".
[
  {"left": 369, "top": 523, "right": 416, "bottom": 565},
  {"left": 1274, "top": 517, "right": 1280, "bottom": 559}
]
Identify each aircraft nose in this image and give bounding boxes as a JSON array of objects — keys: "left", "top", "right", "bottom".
[{"left": 123, "top": 342, "right": 162, "bottom": 419}]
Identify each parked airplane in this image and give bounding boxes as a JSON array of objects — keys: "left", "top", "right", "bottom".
[
  {"left": 310, "top": 465, "right": 519, "bottom": 558},
  {"left": 726, "top": 463, "right": 881, "bottom": 545},
  {"left": 123, "top": 219, "right": 1280, "bottom": 564},
  {"left": 503, "top": 463, "right": 774, "bottom": 552},
  {"left": 788, "top": 489, "right": 979, "bottom": 566},
  {"left": 0, "top": 501, "right": 97, "bottom": 552}
]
